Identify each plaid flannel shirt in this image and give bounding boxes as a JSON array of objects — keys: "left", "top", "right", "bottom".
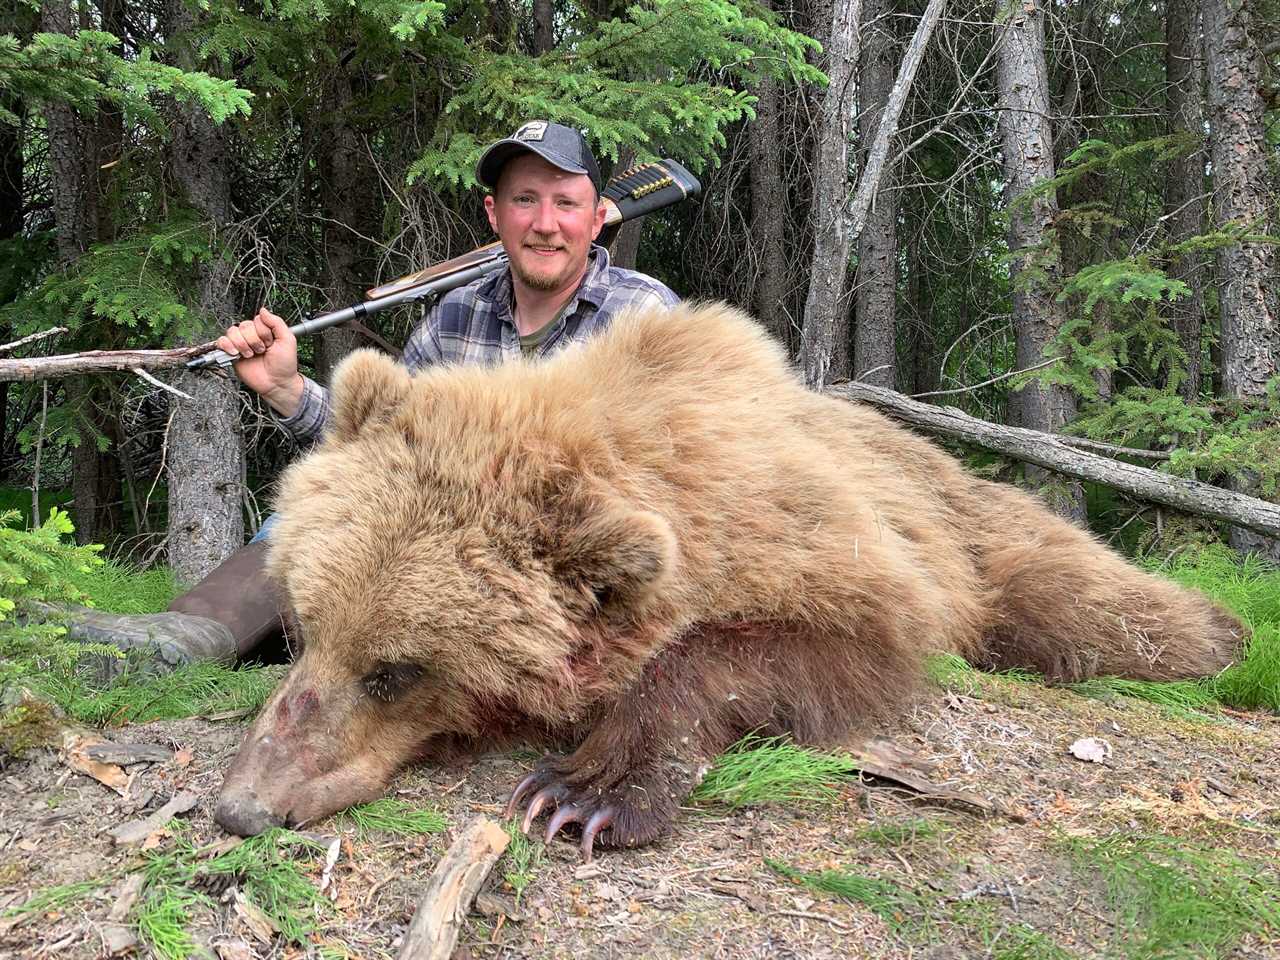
[{"left": 277, "top": 245, "right": 678, "bottom": 444}]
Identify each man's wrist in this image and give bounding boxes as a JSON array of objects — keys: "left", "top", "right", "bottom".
[{"left": 263, "top": 374, "right": 305, "bottom": 419}]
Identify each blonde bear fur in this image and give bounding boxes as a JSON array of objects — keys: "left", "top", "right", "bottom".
[{"left": 214, "top": 302, "right": 1244, "bottom": 852}]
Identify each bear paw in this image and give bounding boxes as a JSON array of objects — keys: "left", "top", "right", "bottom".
[{"left": 504, "top": 755, "right": 677, "bottom": 861}]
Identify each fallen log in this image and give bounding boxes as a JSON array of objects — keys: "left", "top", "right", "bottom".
[
  {"left": 397, "top": 817, "right": 510, "bottom": 960},
  {"left": 828, "top": 381, "right": 1280, "bottom": 540}
]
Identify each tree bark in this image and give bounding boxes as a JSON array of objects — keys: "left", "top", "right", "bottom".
[
  {"left": 828, "top": 382, "right": 1280, "bottom": 540},
  {"left": 166, "top": 0, "right": 245, "bottom": 584},
  {"left": 799, "top": 0, "right": 862, "bottom": 388},
  {"left": 853, "top": 0, "right": 898, "bottom": 388},
  {"left": 994, "top": 0, "right": 1084, "bottom": 521},
  {"left": 1163, "top": 0, "right": 1207, "bottom": 403},
  {"left": 748, "top": 0, "right": 790, "bottom": 346},
  {"left": 313, "top": 64, "right": 368, "bottom": 383},
  {"left": 606, "top": 148, "right": 643, "bottom": 271},
  {"left": 532, "top": 0, "right": 554, "bottom": 54},
  {"left": 1204, "top": 0, "right": 1279, "bottom": 558},
  {"left": 41, "top": 0, "right": 124, "bottom": 542}
]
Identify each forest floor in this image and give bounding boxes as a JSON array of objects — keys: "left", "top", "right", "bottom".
[{"left": 1, "top": 666, "right": 1277, "bottom": 960}]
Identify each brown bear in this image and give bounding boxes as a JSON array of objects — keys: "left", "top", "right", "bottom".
[{"left": 214, "top": 302, "right": 1244, "bottom": 858}]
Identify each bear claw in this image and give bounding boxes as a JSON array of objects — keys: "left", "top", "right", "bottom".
[{"left": 505, "top": 763, "right": 630, "bottom": 860}]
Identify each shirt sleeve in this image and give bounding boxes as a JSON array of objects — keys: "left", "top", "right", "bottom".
[{"left": 275, "top": 375, "right": 332, "bottom": 445}]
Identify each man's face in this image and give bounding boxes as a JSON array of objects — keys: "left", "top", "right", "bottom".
[{"left": 485, "top": 153, "right": 606, "bottom": 294}]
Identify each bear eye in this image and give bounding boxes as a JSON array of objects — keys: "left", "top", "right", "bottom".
[{"left": 363, "top": 661, "right": 425, "bottom": 703}]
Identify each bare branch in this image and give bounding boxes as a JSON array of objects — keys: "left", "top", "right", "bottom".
[
  {"left": 0, "top": 342, "right": 219, "bottom": 382},
  {"left": 0, "top": 327, "right": 69, "bottom": 356}
]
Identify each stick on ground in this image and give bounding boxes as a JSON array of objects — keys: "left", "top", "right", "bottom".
[{"left": 397, "top": 816, "right": 510, "bottom": 960}]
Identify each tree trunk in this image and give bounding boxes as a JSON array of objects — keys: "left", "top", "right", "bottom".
[
  {"left": 313, "top": 64, "right": 367, "bottom": 382},
  {"left": 800, "top": 0, "right": 862, "bottom": 388},
  {"left": 853, "top": 0, "right": 897, "bottom": 388},
  {"left": 41, "top": 0, "right": 124, "bottom": 542},
  {"left": 532, "top": 0, "right": 554, "bottom": 53},
  {"left": 994, "top": 0, "right": 1084, "bottom": 521},
  {"left": 748, "top": 0, "right": 790, "bottom": 346},
  {"left": 165, "top": 0, "right": 245, "bottom": 584},
  {"left": 1164, "top": 0, "right": 1207, "bottom": 403},
  {"left": 1203, "top": 0, "right": 1279, "bottom": 558}
]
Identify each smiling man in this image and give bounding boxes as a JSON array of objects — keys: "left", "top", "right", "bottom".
[{"left": 60, "top": 122, "right": 678, "bottom": 669}]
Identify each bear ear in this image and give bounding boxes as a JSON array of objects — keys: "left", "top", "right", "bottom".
[
  {"left": 330, "top": 349, "right": 413, "bottom": 442},
  {"left": 551, "top": 501, "right": 678, "bottom": 615}
]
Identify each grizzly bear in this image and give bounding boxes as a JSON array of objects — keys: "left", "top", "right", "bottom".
[{"left": 214, "top": 302, "right": 1244, "bottom": 858}]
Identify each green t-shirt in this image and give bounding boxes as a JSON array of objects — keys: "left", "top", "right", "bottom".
[{"left": 519, "top": 304, "right": 571, "bottom": 357}]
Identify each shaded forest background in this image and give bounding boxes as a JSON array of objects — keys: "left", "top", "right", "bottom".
[{"left": 1, "top": 0, "right": 1278, "bottom": 585}]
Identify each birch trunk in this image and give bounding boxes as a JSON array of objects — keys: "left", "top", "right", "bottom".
[
  {"left": 853, "top": 0, "right": 897, "bottom": 388},
  {"left": 165, "top": 0, "right": 245, "bottom": 584},
  {"left": 1203, "top": 0, "right": 1279, "bottom": 558},
  {"left": 995, "top": 0, "right": 1084, "bottom": 520}
]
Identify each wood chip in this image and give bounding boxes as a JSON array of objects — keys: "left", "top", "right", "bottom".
[
  {"left": 83, "top": 742, "right": 173, "bottom": 766},
  {"left": 233, "top": 890, "right": 278, "bottom": 944},
  {"left": 107, "top": 873, "right": 146, "bottom": 921},
  {"left": 61, "top": 732, "right": 129, "bottom": 795},
  {"left": 107, "top": 790, "right": 200, "bottom": 846}
]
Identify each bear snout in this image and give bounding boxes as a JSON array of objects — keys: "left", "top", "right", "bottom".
[{"left": 214, "top": 787, "right": 286, "bottom": 837}]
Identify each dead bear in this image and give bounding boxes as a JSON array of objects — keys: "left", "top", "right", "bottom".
[{"left": 215, "top": 301, "right": 1244, "bottom": 857}]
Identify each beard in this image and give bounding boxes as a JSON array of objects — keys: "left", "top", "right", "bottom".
[{"left": 510, "top": 234, "right": 582, "bottom": 292}]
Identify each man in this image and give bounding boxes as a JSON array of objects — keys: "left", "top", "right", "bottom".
[{"left": 64, "top": 121, "right": 678, "bottom": 669}]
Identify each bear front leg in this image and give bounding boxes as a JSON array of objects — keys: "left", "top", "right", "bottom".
[{"left": 506, "top": 615, "right": 919, "bottom": 860}]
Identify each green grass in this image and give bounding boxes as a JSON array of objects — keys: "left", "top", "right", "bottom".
[
  {"left": 338, "top": 797, "right": 447, "bottom": 837},
  {"left": 1058, "top": 832, "right": 1280, "bottom": 959},
  {"left": 29, "top": 661, "right": 282, "bottom": 726},
  {"left": 858, "top": 817, "right": 942, "bottom": 846},
  {"left": 502, "top": 818, "right": 544, "bottom": 905},
  {"left": 766, "top": 858, "right": 924, "bottom": 933},
  {"left": 137, "top": 826, "right": 332, "bottom": 958},
  {"left": 948, "top": 901, "right": 1076, "bottom": 960},
  {"left": 0, "top": 879, "right": 99, "bottom": 918},
  {"left": 691, "top": 735, "right": 863, "bottom": 809}
]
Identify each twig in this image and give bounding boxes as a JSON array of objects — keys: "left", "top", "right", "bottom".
[
  {"left": 769, "top": 909, "right": 851, "bottom": 930},
  {"left": 0, "top": 341, "right": 219, "bottom": 382},
  {"left": 131, "top": 367, "right": 194, "bottom": 402},
  {"left": 910, "top": 356, "right": 1061, "bottom": 398},
  {"left": 0, "top": 327, "right": 69, "bottom": 355}
]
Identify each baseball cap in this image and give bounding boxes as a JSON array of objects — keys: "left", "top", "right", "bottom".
[{"left": 475, "top": 120, "right": 603, "bottom": 192}]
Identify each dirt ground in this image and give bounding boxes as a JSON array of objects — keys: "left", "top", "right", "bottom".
[{"left": 1, "top": 676, "right": 1277, "bottom": 960}]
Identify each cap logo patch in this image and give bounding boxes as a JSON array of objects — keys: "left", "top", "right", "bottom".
[{"left": 515, "top": 121, "right": 548, "bottom": 142}]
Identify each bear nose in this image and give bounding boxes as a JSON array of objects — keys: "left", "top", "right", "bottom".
[{"left": 215, "top": 789, "right": 284, "bottom": 837}]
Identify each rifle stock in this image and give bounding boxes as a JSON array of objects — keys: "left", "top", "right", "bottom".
[{"left": 188, "top": 159, "right": 700, "bottom": 370}]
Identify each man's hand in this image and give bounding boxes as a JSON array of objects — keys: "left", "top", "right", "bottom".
[{"left": 218, "top": 308, "right": 305, "bottom": 418}]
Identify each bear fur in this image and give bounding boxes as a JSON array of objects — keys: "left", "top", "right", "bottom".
[{"left": 214, "top": 302, "right": 1245, "bottom": 854}]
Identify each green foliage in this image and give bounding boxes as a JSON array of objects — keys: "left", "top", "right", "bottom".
[
  {"left": 502, "top": 818, "right": 544, "bottom": 905},
  {"left": 0, "top": 30, "right": 251, "bottom": 127},
  {"left": 0, "top": 508, "right": 106, "bottom": 684},
  {"left": 691, "top": 734, "right": 861, "bottom": 808},
  {"left": 138, "top": 827, "right": 330, "bottom": 958},
  {"left": 2, "top": 215, "right": 214, "bottom": 347},
  {"left": 339, "top": 797, "right": 447, "bottom": 836},
  {"left": 1058, "top": 832, "right": 1280, "bottom": 959},
  {"left": 408, "top": 0, "right": 824, "bottom": 187}
]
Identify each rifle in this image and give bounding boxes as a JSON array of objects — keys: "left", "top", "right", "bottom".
[{"left": 186, "top": 159, "right": 701, "bottom": 370}]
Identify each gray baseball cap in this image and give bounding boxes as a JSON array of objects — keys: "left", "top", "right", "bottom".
[{"left": 476, "top": 120, "right": 603, "bottom": 192}]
